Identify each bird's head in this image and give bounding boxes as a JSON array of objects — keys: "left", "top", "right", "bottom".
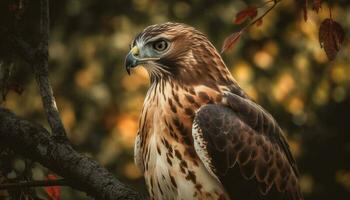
[{"left": 125, "top": 22, "right": 233, "bottom": 85}]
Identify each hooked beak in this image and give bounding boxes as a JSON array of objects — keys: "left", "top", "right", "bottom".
[
  {"left": 125, "top": 46, "right": 140, "bottom": 75},
  {"left": 124, "top": 46, "right": 160, "bottom": 75}
]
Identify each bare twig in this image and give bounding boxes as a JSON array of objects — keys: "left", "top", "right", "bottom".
[
  {"left": 221, "top": 0, "right": 282, "bottom": 54},
  {"left": 251, "top": 0, "right": 281, "bottom": 26},
  {"left": 241, "top": 0, "right": 282, "bottom": 32},
  {"left": 33, "top": 0, "right": 67, "bottom": 141},
  {"left": 0, "top": 179, "right": 67, "bottom": 190}
]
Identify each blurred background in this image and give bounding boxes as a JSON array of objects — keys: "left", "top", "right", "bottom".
[{"left": 1, "top": 0, "right": 350, "bottom": 199}]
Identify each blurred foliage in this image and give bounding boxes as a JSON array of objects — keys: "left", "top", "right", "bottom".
[{"left": 1, "top": 0, "right": 350, "bottom": 199}]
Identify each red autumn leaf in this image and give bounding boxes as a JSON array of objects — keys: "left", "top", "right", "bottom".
[
  {"left": 44, "top": 174, "right": 61, "bottom": 200},
  {"left": 319, "top": 18, "right": 345, "bottom": 60},
  {"left": 221, "top": 31, "right": 242, "bottom": 53},
  {"left": 312, "top": 0, "right": 322, "bottom": 13},
  {"left": 234, "top": 6, "right": 258, "bottom": 24}
]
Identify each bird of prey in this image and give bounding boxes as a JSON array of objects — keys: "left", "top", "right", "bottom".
[{"left": 125, "top": 22, "right": 302, "bottom": 200}]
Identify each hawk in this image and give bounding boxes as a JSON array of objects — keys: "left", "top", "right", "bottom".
[{"left": 125, "top": 22, "right": 302, "bottom": 200}]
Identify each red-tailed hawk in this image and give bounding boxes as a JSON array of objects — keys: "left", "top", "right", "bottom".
[{"left": 125, "top": 22, "right": 302, "bottom": 200}]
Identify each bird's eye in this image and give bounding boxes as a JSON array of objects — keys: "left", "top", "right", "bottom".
[{"left": 152, "top": 40, "right": 168, "bottom": 52}]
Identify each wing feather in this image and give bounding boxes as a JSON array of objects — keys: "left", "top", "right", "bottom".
[{"left": 192, "top": 93, "right": 302, "bottom": 200}]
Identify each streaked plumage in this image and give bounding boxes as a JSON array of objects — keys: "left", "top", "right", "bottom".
[{"left": 125, "top": 22, "right": 302, "bottom": 200}]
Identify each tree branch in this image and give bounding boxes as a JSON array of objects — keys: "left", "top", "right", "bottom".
[
  {"left": 242, "top": 0, "right": 282, "bottom": 32},
  {"left": 32, "top": 0, "right": 67, "bottom": 141},
  {"left": 1, "top": 1, "right": 146, "bottom": 199},
  {"left": 1, "top": 0, "right": 67, "bottom": 140},
  {"left": 0, "top": 179, "right": 67, "bottom": 190},
  {"left": 0, "top": 108, "right": 146, "bottom": 200}
]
